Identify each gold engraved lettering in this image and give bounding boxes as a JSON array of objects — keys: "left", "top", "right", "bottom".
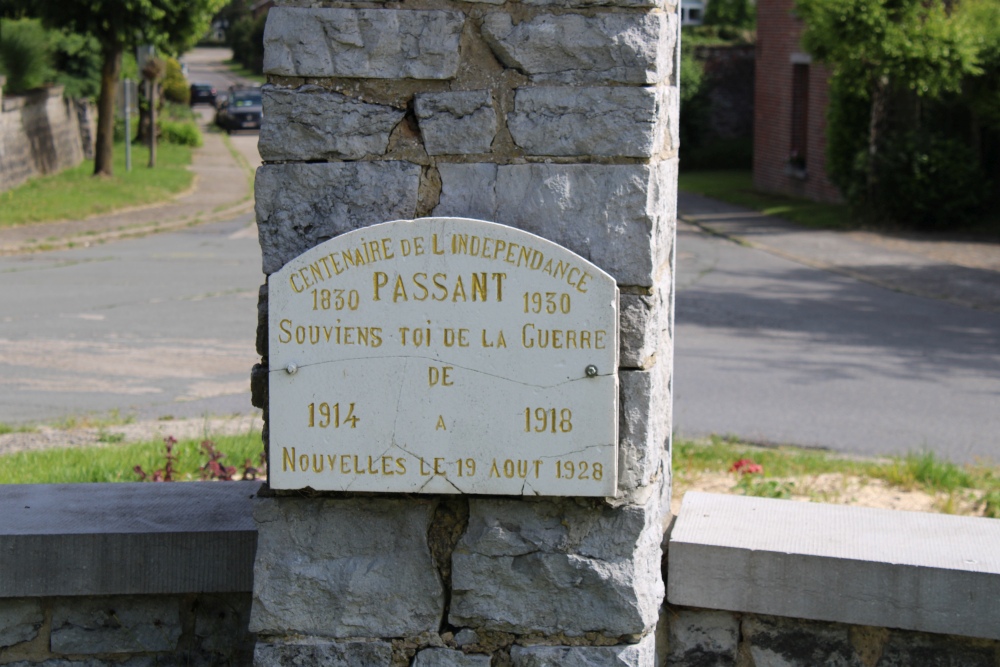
[
  {"left": 312, "top": 454, "right": 325, "bottom": 473},
  {"left": 373, "top": 271, "right": 388, "bottom": 301},
  {"left": 414, "top": 237, "right": 425, "bottom": 255},
  {"left": 489, "top": 459, "right": 501, "bottom": 478},
  {"left": 282, "top": 447, "right": 296, "bottom": 471},
  {"left": 436, "top": 416, "right": 447, "bottom": 430},
  {"left": 457, "top": 458, "right": 476, "bottom": 477},
  {"left": 432, "top": 273, "right": 448, "bottom": 301},
  {"left": 432, "top": 233, "right": 446, "bottom": 255},
  {"left": 341, "top": 456, "right": 351, "bottom": 474},
  {"left": 368, "top": 240, "right": 382, "bottom": 262},
  {"left": 289, "top": 273, "right": 305, "bottom": 293},
  {"left": 481, "top": 329, "right": 507, "bottom": 348},
  {"left": 401, "top": 238, "right": 413, "bottom": 256},
  {"left": 434, "top": 457, "right": 445, "bottom": 474},
  {"left": 368, "top": 456, "right": 379, "bottom": 475},
  {"left": 443, "top": 328, "right": 470, "bottom": 348},
  {"left": 381, "top": 238, "right": 394, "bottom": 260},
  {"left": 452, "top": 275, "right": 467, "bottom": 302},
  {"left": 420, "top": 458, "right": 433, "bottom": 476},
  {"left": 382, "top": 456, "right": 396, "bottom": 475},
  {"left": 299, "top": 454, "right": 309, "bottom": 471},
  {"left": 353, "top": 454, "right": 365, "bottom": 474},
  {"left": 396, "top": 457, "right": 407, "bottom": 475},
  {"left": 298, "top": 267, "right": 315, "bottom": 290},
  {"left": 393, "top": 275, "right": 408, "bottom": 302},
  {"left": 412, "top": 273, "right": 429, "bottom": 301},
  {"left": 521, "top": 324, "right": 604, "bottom": 350},
  {"left": 428, "top": 366, "right": 454, "bottom": 387}
]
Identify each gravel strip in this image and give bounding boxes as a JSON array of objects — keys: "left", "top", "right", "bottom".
[{"left": 0, "top": 413, "right": 263, "bottom": 456}]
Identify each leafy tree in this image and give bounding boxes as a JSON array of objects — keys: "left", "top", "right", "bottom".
[
  {"left": 704, "top": 0, "right": 755, "bottom": 29},
  {"left": 796, "top": 0, "right": 981, "bottom": 212},
  {"left": 0, "top": 18, "right": 53, "bottom": 93},
  {"left": 30, "top": 0, "right": 225, "bottom": 176}
]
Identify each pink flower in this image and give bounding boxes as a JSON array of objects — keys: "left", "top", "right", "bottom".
[{"left": 729, "top": 458, "right": 763, "bottom": 475}]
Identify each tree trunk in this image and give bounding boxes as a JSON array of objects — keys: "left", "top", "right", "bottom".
[
  {"left": 866, "top": 75, "right": 889, "bottom": 202},
  {"left": 94, "top": 44, "right": 123, "bottom": 177}
]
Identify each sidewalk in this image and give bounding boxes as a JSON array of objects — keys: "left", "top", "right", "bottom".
[
  {"left": 679, "top": 191, "right": 1000, "bottom": 313},
  {"left": 0, "top": 130, "right": 254, "bottom": 255}
]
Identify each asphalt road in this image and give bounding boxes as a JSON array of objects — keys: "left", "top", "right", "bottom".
[
  {"left": 673, "top": 221, "right": 1000, "bottom": 464},
  {"left": 0, "top": 216, "right": 263, "bottom": 424}
]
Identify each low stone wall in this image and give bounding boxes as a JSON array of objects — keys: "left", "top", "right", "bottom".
[
  {"left": 0, "top": 84, "right": 94, "bottom": 193},
  {"left": 2, "top": 484, "right": 999, "bottom": 665},
  {"left": 0, "top": 482, "right": 258, "bottom": 665},
  {"left": 665, "top": 607, "right": 1000, "bottom": 666}
]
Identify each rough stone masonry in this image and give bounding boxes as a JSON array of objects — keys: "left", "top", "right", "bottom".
[{"left": 249, "top": 0, "right": 679, "bottom": 662}]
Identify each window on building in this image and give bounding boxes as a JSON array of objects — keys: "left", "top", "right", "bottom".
[{"left": 789, "top": 64, "right": 810, "bottom": 170}]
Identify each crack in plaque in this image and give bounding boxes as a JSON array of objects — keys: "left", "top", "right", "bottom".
[{"left": 269, "top": 354, "right": 614, "bottom": 388}]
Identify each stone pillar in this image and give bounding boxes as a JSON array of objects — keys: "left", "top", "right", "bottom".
[{"left": 250, "top": 0, "right": 678, "bottom": 662}]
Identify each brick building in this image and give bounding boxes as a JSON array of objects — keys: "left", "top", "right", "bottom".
[{"left": 753, "top": 0, "right": 842, "bottom": 203}]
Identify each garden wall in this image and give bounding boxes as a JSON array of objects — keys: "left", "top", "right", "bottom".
[
  {"left": 0, "top": 82, "right": 94, "bottom": 194},
  {"left": 2, "top": 483, "right": 998, "bottom": 665}
]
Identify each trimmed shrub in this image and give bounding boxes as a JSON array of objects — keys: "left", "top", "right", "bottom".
[
  {"left": 162, "top": 57, "right": 189, "bottom": 105},
  {"left": 873, "top": 131, "right": 987, "bottom": 229},
  {"left": 158, "top": 119, "right": 203, "bottom": 147}
]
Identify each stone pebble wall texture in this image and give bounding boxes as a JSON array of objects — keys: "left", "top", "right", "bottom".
[
  {"left": 250, "top": 0, "right": 679, "bottom": 663},
  {"left": 666, "top": 606, "right": 1000, "bottom": 667},
  {"left": 0, "top": 85, "right": 92, "bottom": 194},
  {"left": 0, "top": 593, "right": 254, "bottom": 665}
]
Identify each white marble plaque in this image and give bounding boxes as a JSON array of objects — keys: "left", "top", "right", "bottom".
[{"left": 268, "top": 217, "right": 618, "bottom": 496}]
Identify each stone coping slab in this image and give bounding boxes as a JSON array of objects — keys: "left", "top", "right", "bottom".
[
  {"left": 667, "top": 492, "right": 1000, "bottom": 641},
  {"left": 0, "top": 482, "right": 259, "bottom": 597}
]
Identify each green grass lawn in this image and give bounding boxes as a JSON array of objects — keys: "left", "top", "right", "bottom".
[
  {"left": 224, "top": 60, "right": 265, "bottom": 85},
  {"left": 2, "top": 428, "right": 996, "bottom": 518},
  {"left": 0, "top": 432, "right": 264, "bottom": 484},
  {"left": 0, "top": 142, "right": 194, "bottom": 228},
  {"left": 675, "top": 436, "right": 1000, "bottom": 518},
  {"left": 678, "top": 170, "right": 854, "bottom": 230}
]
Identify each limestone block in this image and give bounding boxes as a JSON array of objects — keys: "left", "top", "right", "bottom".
[
  {"left": 0, "top": 599, "right": 43, "bottom": 648},
  {"left": 256, "top": 161, "right": 420, "bottom": 275},
  {"left": 50, "top": 596, "right": 181, "bottom": 654},
  {"left": 522, "top": 0, "right": 658, "bottom": 8},
  {"left": 481, "top": 13, "right": 672, "bottom": 84},
  {"left": 254, "top": 639, "right": 393, "bottom": 667},
  {"left": 511, "top": 635, "right": 656, "bottom": 666},
  {"left": 879, "top": 631, "right": 997, "bottom": 667},
  {"left": 742, "top": 615, "right": 858, "bottom": 666},
  {"left": 413, "top": 648, "right": 492, "bottom": 667},
  {"left": 250, "top": 497, "right": 444, "bottom": 637},
  {"left": 193, "top": 593, "right": 254, "bottom": 656},
  {"left": 619, "top": 286, "right": 671, "bottom": 369},
  {"left": 434, "top": 163, "right": 674, "bottom": 287},
  {"left": 264, "top": 7, "right": 465, "bottom": 80},
  {"left": 415, "top": 90, "right": 497, "bottom": 155},
  {"left": 449, "top": 496, "right": 663, "bottom": 636},
  {"left": 619, "top": 363, "right": 671, "bottom": 495},
  {"left": 433, "top": 163, "right": 498, "bottom": 222},
  {"left": 508, "top": 86, "right": 661, "bottom": 158},
  {"left": 666, "top": 609, "right": 739, "bottom": 667},
  {"left": 260, "top": 85, "right": 404, "bottom": 161}
]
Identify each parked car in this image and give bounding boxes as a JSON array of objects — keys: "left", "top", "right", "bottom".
[
  {"left": 189, "top": 83, "right": 217, "bottom": 106},
  {"left": 215, "top": 88, "right": 262, "bottom": 133}
]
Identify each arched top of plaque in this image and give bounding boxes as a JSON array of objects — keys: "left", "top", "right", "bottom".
[{"left": 268, "top": 217, "right": 619, "bottom": 497}]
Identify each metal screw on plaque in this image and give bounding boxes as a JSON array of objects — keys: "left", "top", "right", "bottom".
[
  {"left": 585, "top": 365, "right": 598, "bottom": 377},
  {"left": 286, "top": 363, "right": 298, "bottom": 375}
]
